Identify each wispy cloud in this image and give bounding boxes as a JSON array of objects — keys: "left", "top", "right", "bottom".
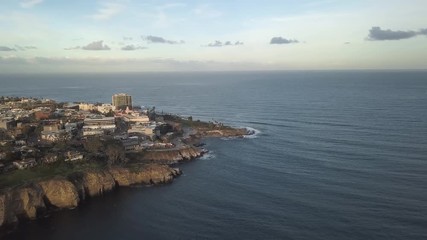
[
  {"left": 0, "top": 46, "right": 16, "bottom": 51},
  {"left": 20, "top": 0, "right": 44, "bottom": 8},
  {"left": 14, "top": 45, "right": 38, "bottom": 51},
  {"left": 90, "top": 3, "right": 125, "bottom": 20},
  {"left": 121, "top": 45, "right": 147, "bottom": 51},
  {"left": 82, "top": 40, "right": 110, "bottom": 50},
  {"left": 65, "top": 41, "right": 110, "bottom": 50},
  {"left": 143, "top": 35, "right": 184, "bottom": 44},
  {"left": 64, "top": 46, "right": 81, "bottom": 50},
  {"left": 204, "top": 41, "right": 243, "bottom": 47},
  {"left": 366, "top": 26, "right": 427, "bottom": 41},
  {"left": 270, "top": 37, "right": 299, "bottom": 44}
]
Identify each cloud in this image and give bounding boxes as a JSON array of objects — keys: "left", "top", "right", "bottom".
[
  {"left": 121, "top": 45, "right": 147, "bottom": 51},
  {"left": 90, "top": 3, "right": 125, "bottom": 20},
  {"left": 0, "top": 46, "right": 16, "bottom": 51},
  {"left": 14, "top": 45, "right": 38, "bottom": 51},
  {"left": 143, "top": 35, "right": 184, "bottom": 44},
  {"left": 64, "top": 46, "right": 81, "bottom": 50},
  {"left": 417, "top": 28, "right": 427, "bottom": 35},
  {"left": 20, "top": 0, "right": 43, "bottom": 8},
  {"left": 81, "top": 41, "right": 110, "bottom": 50},
  {"left": 205, "top": 40, "right": 244, "bottom": 47},
  {"left": 123, "top": 36, "right": 133, "bottom": 41},
  {"left": 367, "top": 27, "right": 418, "bottom": 41},
  {"left": 270, "top": 37, "right": 299, "bottom": 44}
]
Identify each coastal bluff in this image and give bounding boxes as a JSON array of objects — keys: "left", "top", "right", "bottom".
[{"left": 0, "top": 164, "right": 181, "bottom": 229}]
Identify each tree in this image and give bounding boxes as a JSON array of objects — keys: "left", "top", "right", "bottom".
[
  {"left": 83, "top": 136, "right": 103, "bottom": 154},
  {"left": 105, "top": 141, "right": 126, "bottom": 167},
  {"left": 104, "top": 110, "right": 115, "bottom": 117},
  {"left": 148, "top": 106, "right": 156, "bottom": 121}
]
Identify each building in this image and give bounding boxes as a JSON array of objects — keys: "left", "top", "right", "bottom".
[
  {"left": 13, "top": 158, "right": 37, "bottom": 169},
  {"left": 121, "top": 136, "right": 140, "bottom": 152},
  {"left": 64, "top": 151, "right": 84, "bottom": 162},
  {"left": 78, "top": 103, "right": 96, "bottom": 111},
  {"left": 83, "top": 116, "right": 116, "bottom": 136},
  {"left": 42, "top": 154, "right": 58, "bottom": 164},
  {"left": 122, "top": 114, "right": 149, "bottom": 124},
  {"left": 0, "top": 117, "right": 16, "bottom": 130},
  {"left": 112, "top": 93, "right": 132, "bottom": 110},
  {"left": 97, "top": 104, "right": 115, "bottom": 114}
]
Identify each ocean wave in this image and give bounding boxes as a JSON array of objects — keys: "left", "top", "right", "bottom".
[
  {"left": 244, "top": 127, "right": 261, "bottom": 139},
  {"left": 200, "top": 151, "right": 216, "bottom": 160}
]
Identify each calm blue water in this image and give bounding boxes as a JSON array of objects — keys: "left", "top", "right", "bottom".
[{"left": 1, "top": 71, "right": 427, "bottom": 240}]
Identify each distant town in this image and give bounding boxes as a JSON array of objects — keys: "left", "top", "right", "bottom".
[
  {"left": 0, "top": 93, "right": 250, "bottom": 188},
  {"left": 0, "top": 93, "right": 177, "bottom": 172}
]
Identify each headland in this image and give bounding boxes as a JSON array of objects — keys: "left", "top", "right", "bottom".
[{"left": 0, "top": 94, "right": 253, "bottom": 232}]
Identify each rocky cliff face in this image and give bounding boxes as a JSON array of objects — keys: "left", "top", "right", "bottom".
[
  {"left": 0, "top": 185, "right": 45, "bottom": 227},
  {"left": 0, "top": 164, "right": 181, "bottom": 229},
  {"left": 109, "top": 165, "right": 181, "bottom": 186},
  {"left": 38, "top": 179, "right": 79, "bottom": 209},
  {"left": 142, "top": 146, "right": 203, "bottom": 163}
]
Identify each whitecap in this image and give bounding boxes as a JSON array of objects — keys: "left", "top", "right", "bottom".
[
  {"left": 200, "top": 151, "right": 216, "bottom": 160},
  {"left": 243, "top": 127, "right": 261, "bottom": 139}
]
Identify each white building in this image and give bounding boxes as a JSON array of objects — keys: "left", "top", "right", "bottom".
[
  {"left": 83, "top": 116, "right": 116, "bottom": 136},
  {"left": 79, "top": 103, "right": 96, "bottom": 111},
  {"left": 97, "top": 104, "right": 116, "bottom": 114}
]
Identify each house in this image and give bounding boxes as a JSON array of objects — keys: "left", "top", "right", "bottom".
[
  {"left": 13, "top": 158, "right": 37, "bottom": 169},
  {"left": 78, "top": 103, "right": 96, "bottom": 111},
  {"left": 42, "top": 154, "right": 58, "bottom": 164},
  {"left": 0, "top": 117, "right": 16, "bottom": 130},
  {"left": 122, "top": 114, "right": 149, "bottom": 124},
  {"left": 64, "top": 151, "right": 84, "bottom": 162},
  {"left": 34, "top": 110, "right": 51, "bottom": 120},
  {"left": 121, "top": 136, "right": 140, "bottom": 152},
  {"left": 64, "top": 122, "right": 78, "bottom": 133},
  {"left": 97, "top": 104, "right": 115, "bottom": 114},
  {"left": 41, "top": 131, "right": 63, "bottom": 142}
]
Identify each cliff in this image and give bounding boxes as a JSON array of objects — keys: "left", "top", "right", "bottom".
[{"left": 0, "top": 164, "right": 181, "bottom": 229}]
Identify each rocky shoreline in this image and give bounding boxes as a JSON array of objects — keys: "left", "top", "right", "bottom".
[
  {"left": 0, "top": 164, "right": 181, "bottom": 232},
  {"left": 0, "top": 125, "right": 253, "bottom": 233}
]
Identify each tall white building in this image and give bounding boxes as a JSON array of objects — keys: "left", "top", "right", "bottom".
[{"left": 112, "top": 93, "right": 132, "bottom": 109}]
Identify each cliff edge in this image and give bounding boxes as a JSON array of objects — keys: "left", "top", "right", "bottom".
[{"left": 0, "top": 164, "right": 181, "bottom": 229}]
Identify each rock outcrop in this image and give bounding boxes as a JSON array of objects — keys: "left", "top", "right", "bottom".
[
  {"left": 0, "top": 164, "right": 181, "bottom": 229},
  {"left": 71, "top": 171, "right": 116, "bottom": 198},
  {"left": 38, "top": 179, "right": 79, "bottom": 209},
  {"left": 109, "top": 165, "right": 182, "bottom": 186},
  {"left": 142, "top": 147, "right": 202, "bottom": 163},
  {"left": 0, "top": 185, "right": 45, "bottom": 227},
  {"left": 194, "top": 127, "right": 250, "bottom": 138}
]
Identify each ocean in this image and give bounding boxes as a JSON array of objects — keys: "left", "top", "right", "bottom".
[{"left": 1, "top": 71, "right": 426, "bottom": 239}]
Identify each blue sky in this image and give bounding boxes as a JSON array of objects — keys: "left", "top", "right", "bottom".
[{"left": 0, "top": 0, "right": 426, "bottom": 72}]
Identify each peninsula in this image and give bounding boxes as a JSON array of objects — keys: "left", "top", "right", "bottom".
[{"left": 0, "top": 94, "right": 253, "bottom": 232}]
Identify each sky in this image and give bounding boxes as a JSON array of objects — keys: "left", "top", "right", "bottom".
[{"left": 0, "top": 0, "right": 426, "bottom": 73}]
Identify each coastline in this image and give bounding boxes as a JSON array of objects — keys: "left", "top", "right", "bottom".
[{"left": 0, "top": 119, "right": 252, "bottom": 234}]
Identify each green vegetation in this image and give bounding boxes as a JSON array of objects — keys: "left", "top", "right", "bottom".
[
  {"left": 0, "top": 161, "right": 104, "bottom": 189},
  {"left": 162, "top": 114, "right": 233, "bottom": 130}
]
